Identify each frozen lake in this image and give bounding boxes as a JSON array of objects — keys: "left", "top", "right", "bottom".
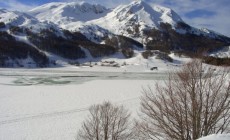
[
  {"left": 1, "top": 66, "right": 226, "bottom": 140},
  {"left": 0, "top": 68, "right": 168, "bottom": 86},
  {"left": 0, "top": 68, "right": 162, "bottom": 140}
]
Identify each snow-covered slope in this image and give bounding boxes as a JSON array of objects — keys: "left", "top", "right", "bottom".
[
  {"left": 91, "top": 0, "right": 182, "bottom": 38},
  {"left": 29, "top": 0, "right": 183, "bottom": 42},
  {"left": 198, "top": 134, "right": 230, "bottom": 140},
  {"left": 1, "top": 1, "right": 229, "bottom": 68},
  {"left": 210, "top": 46, "right": 230, "bottom": 58},
  {"left": 0, "top": 9, "right": 60, "bottom": 33},
  {"left": 29, "top": 0, "right": 228, "bottom": 44},
  {"left": 90, "top": 0, "right": 228, "bottom": 43},
  {"left": 28, "top": 2, "right": 114, "bottom": 42},
  {"left": 29, "top": 2, "right": 110, "bottom": 30}
]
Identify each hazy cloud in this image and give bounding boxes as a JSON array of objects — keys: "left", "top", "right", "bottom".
[{"left": 185, "top": 10, "right": 217, "bottom": 19}]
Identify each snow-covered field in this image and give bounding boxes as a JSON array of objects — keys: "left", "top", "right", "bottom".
[
  {"left": 0, "top": 55, "right": 227, "bottom": 140},
  {"left": 0, "top": 67, "right": 162, "bottom": 140},
  {"left": 198, "top": 134, "right": 230, "bottom": 140},
  {"left": 0, "top": 49, "right": 191, "bottom": 140}
]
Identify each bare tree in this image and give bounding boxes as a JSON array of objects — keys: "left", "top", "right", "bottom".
[
  {"left": 77, "top": 101, "right": 133, "bottom": 140},
  {"left": 140, "top": 60, "right": 230, "bottom": 140}
]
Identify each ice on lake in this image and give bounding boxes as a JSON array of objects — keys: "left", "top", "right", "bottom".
[{"left": 0, "top": 68, "right": 164, "bottom": 140}]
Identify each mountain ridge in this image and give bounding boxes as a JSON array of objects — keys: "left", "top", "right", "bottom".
[
  {"left": 0, "top": 1, "right": 230, "bottom": 68},
  {"left": 28, "top": 0, "right": 229, "bottom": 45}
]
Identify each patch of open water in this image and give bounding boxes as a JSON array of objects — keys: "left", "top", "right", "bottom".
[{"left": 0, "top": 70, "right": 169, "bottom": 86}]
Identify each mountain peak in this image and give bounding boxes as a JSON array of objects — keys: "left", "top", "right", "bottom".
[
  {"left": 131, "top": 0, "right": 156, "bottom": 6},
  {"left": 0, "top": 1, "right": 230, "bottom": 68},
  {"left": 0, "top": 8, "right": 63, "bottom": 34},
  {"left": 113, "top": 0, "right": 182, "bottom": 27},
  {"left": 30, "top": 1, "right": 109, "bottom": 14},
  {"left": 90, "top": 0, "right": 182, "bottom": 39},
  {"left": 29, "top": 2, "right": 110, "bottom": 25}
]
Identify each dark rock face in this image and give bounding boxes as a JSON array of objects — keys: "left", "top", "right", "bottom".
[
  {"left": 1, "top": 2, "right": 230, "bottom": 67},
  {"left": 1, "top": 12, "right": 230, "bottom": 68},
  {"left": 145, "top": 22, "right": 230, "bottom": 54},
  {"left": 104, "top": 35, "right": 143, "bottom": 58},
  {"left": 142, "top": 50, "right": 173, "bottom": 62},
  {"left": 0, "top": 31, "right": 49, "bottom": 67},
  {"left": 21, "top": 27, "right": 118, "bottom": 61},
  {"left": 0, "top": 25, "right": 144, "bottom": 67},
  {"left": 26, "top": 29, "right": 86, "bottom": 60}
]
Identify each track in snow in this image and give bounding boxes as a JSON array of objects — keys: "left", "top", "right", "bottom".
[{"left": 0, "top": 97, "right": 140, "bottom": 126}]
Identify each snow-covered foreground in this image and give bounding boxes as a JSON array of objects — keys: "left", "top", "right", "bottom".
[
  {"left": 198, "top": 134, "right": 230, "bottom": 140},
  {"left": 0, "top": 66, "right": 228, "bottom": 140},
  {"left": 0, "top": 68, "right": 160, "bottom": 140}
]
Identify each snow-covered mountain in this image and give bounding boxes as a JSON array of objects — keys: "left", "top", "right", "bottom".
[
  {"left": 0, "top": 7, "right": 143, "bottom": 68},
  {"left": 29, "top": 0, "right": 182, "bottom": 30},
  {"left": 0, "top": 0, "right": 230, "bottom": 68},
  {"left": 28, "top": 2, "right": 114, "bottom": 43},
  {"left": 90, "top": 0, "right": 182, "bottom": 42},
  {"left": 28, "top": 0, "right": 229, "bottom": 44},
  {"left": 28, "top": 1, "right": 183, "bottom": 42},
  {"left": 0, "top": 9, "right": 61, "bottom": 34},
  {"left": 210, "top": 46, "right": 230, "bottom": 58},
  {"left": 30, "top": 2, "right": 109, "bottom": 22},
  {"left": 29, "top": 2, "right": 110, "bottom": 31},
  {"left": 90, "top": 0, "right": 229, "bottom": 43}
]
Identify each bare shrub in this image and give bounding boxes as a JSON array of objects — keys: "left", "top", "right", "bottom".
[
  {"left": 140, "top": 60, "right": 230, "bottom": 140},
  {"left": 77, "top": 101, "right": 133, "bottom": 140}
]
